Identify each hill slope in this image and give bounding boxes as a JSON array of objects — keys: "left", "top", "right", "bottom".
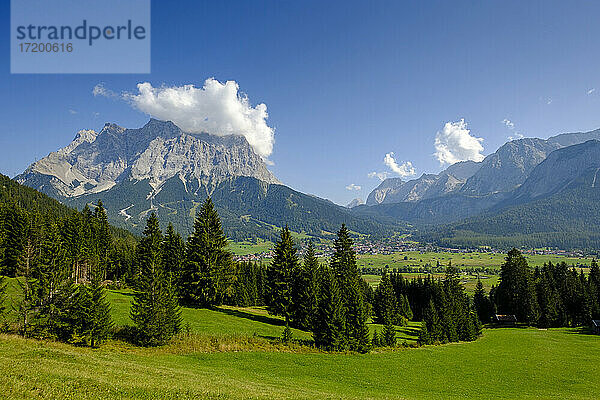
[
  {"left": 64, "top": 175, "right": 397, "bottom": 240},
  {"left": 422, "top": 141, "right": 600, "bottom": 249},
  {"left": 1, "top": 327, "right": 597, "bottom": 399}
]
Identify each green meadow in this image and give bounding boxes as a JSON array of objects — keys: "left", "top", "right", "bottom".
[
  {"left": 356, "top": 251, "right": 593, "bottom": 270},
  {"left": 1, "top": 326, "right": 598, "bottom": 399},
  {"left": 1, "top": 287, "right": 599, "bottom": 399}
]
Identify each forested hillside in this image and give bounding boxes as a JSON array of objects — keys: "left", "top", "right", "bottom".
[
  {"left": 0, "top": 173, "right": 137, "bottom": 280},
  {"left": 420, "top": 141, "right": 600, "bottom": 250},
  {"left": 422, "top": 185, "right": 600, "bottom": 250},
  {"left": 65, "top": 176, "right": 401, "bottom": 241}
]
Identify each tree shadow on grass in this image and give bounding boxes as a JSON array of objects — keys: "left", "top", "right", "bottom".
[
  {"left": 212, "top": 307, "right": 287, "bottom": 327},
  {"left": 398, "top": 327, "right": 420, "bottom": 338},
  {"left": 564, "top": 326, "right": 598, "bottom": 336},
  {"left": 109, "top": 289, "right": 135, "bottom": 297}
]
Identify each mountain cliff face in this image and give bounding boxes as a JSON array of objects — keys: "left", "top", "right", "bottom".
[
  {"left": 365, "top": 129, "right": 600, "bottom": 207},
  {"left": 510, "top": 140, "right": 600, "bottom": 202},
  {"left": 17, "top": 119, "right": 394, "bottom": 239},
  {"left": 459, "top": 138, "right": 561, "bottom": 195},
  {"left": 427, "top": 140, "right": 600, "bottom": 249},
  {"left": 366, "top": 160, "right": 481, "bottom": 205},
  {"left": 17, "top": 119, "right": 279, "bottom": 199}
]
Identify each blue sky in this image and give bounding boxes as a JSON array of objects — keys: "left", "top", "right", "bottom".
[{"left": 2, "top": 1, "right": 600, "bottom": 205}]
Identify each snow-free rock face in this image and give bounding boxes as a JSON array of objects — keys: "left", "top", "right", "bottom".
[
  {"left": 346, "top": 198, "right": 364, "bottom": 208},
  {"left": 365, "top": 128, "right": 600, "bottom": 207},
  {"left": 365, "top": 160, "right": 482, "bottom": 206},
  {"left": 16, "top": 119, "right": 279, "bottom": 198},
  {"left": 512, "top": 139, "right": 600, "bottom": 201},
  {"left": 459, "top": 138, "right": 561, "bottom": 195}
]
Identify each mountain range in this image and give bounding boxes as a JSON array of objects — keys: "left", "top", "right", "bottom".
[
  {"left": 16, "top": 119, "right": 395, "bottom": 240},
  {"left": 15, "top": 118, "right": 600, "bottom": 249},
  {"left": 358, "top": 128, "right": 600, "bottom": 249}
]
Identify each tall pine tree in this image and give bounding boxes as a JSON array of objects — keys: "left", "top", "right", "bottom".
[
  {"left": 163, "top": 223, "right": 185, "bottom": 289},
  {"left": 266, "top": 226, "right": 299, "bottom": 326},
  {"left": 473, "top": 278, "right": 492, "bottom": 323},
  {"left": 496, "top": 248, "right": 539, "bottom": 324},
  {"left": 330, "top": 224, "right": 369, "bottom": 353},
  {"left": 290, "top": 242, "right": 319, "bottom": 330},
  {"left": 313, "top": 264, "right": 345, "bottom": 351},
  {"left": 182, "top": 198, "right": 235, "bottom": 306},
  {"left": 131, "top": 213, "right": 181, "bottom": 346}
]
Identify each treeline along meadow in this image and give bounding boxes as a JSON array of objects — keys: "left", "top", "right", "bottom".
[
  {"left": 0, "top": 174, "right": 596, "bottom": 352},
  {"left": 0, "top": 178, "right": 482, "bottom": 351},
  {"left": 472, "top": 249, "right": 600, "bottom": 328}
]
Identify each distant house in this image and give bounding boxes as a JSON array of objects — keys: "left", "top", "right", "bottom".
[
  {"left": 593, "top": 320, "right": 600, "bottom": 335},
  {"left": 493, "top": 314, "right": 517, "bottom": 326}
]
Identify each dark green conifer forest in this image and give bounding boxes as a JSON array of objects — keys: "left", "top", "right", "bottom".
[{"left": 0, "top": 174, "right": 597, "bottom": 353}]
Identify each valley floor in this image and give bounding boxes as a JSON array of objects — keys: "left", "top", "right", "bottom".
[{"left": 1, "top": 325, "right": 598, "bottom": 399}]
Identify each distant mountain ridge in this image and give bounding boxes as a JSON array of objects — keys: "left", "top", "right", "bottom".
[
  {"left": 361, "top": 138, "right": 600, "bottom": 249},
  {"left": 17, "top": 118, "right": 279, "bottom": 199},
  {"left": 17, "top": 119, "right": 396, "bottom": 240},
  {"left": 365, "top": 127, "right": 600, "bottom": 207}
]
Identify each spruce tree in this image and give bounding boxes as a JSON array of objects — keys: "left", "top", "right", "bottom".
[
  {"left": 374, "top": 271, "right": 399, "bottom": 324},
  {"left": 290, "top": 242, "right": 319, "bottom": 330},
  {"left": 346, "top": 278, "right": 371, "bottom": 353},
  {"left": 589, "top": 259, "right": 600, "bottom": 318},
  {"left": 266, "top": 226, "right": 299, "bottom": 325},
  {"left": 34, "top": 221, "right": 68, "bottom": 303},
  {"left": 93, "top": 200, "right": 112, "bottom": 280},
  {"left": 163, "top": 223, "right": 185, "bottom": 290},
  {"left": 313, "top": 264, "right": 345, "bottom": 351},
  {"left": 1, "top": 202, "right": 28, "bottom": 277},
  {"left": 15, "top": 215, "right": 41, "bottom": 337},
  {"left": 182, "top": 198, "right": 235, "bottom": 306},
  {"left": 131, "top": 213, "right": 180, "bottom": 346},
  {"left": 421, "top": 300, "right": 442, "bottom": 344},
  {"left": 496, "top": 248, "right": 539, "bottom": 324},
  {"left": 87, "top": 265, "right": 113, "bottom": 347},
  {"left": 473, "top": 279, "right": 491, "bottom": 323},
  {"left": 418, "top": 321, "right": 431, "bottom": 345},
  {"left": 398, "top": 294, "right": 413, "bottom": 322},
  {"left": 382, "top": 320, "right": 396, "bottom": 347},
  {"left": 371, "top": 330, "right": 381, "bottom": 348},
  {"left": 331, "top": 224, "right": 369, "bottom": 353},
  {"left": 61, "top": 213, "right": 83, "bottom": 284}
]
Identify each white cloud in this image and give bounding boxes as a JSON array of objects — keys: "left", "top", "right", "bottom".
[
  {"left": 68, "top": 109, "right": 77, "bottom": 115},
  {"left": 502, "top": 118, "right": 514, "bottom": 129},
  {"left": 345, "top": 183, "right": 361, "bottom": 191},
  {"left": 508, "top": 133, "right": 524, "bottom": 141},
  {"left": 93, "top": 83, "right": 116, "bottom": 98},
  {"left": 383, "top": 153, "right": 416, "bottom": 177},
  {"left": 368, "top": 171, "right": 389, "bottom": 181},
  {"left": 123, "top": 79, "right": 275, "bottom": 159},
  {"left": 502, "top": 118, "right": 525, "bottom": 141},
  {"left": 434, "top": 119, "right": 484, "bottom": 165},
  {"left": 588, "top": 88, "right": 596, "bottom": 95}
]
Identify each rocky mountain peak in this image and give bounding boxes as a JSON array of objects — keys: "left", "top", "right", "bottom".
[{"left": 17, "top": 119, "right": 279, "bottom": 198}]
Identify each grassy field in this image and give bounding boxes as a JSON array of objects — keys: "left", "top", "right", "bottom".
[
  {"left": 2, "top": 281, "right": 600, "bottom": 399},
  {"left": 357, "top": 251, "right": 593, "bottom": 271},
  {"left": 2, "top": 280, "right": 599, "bottom": 399},
  {"left": 107, "top": 289, "right": 420, "bottom": 343},
  {"left": 1, "top": 327, "right": 598, "bottom": 399},
  {"left": 228, "top": 239, "right": 274, "bottom": 255}
]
